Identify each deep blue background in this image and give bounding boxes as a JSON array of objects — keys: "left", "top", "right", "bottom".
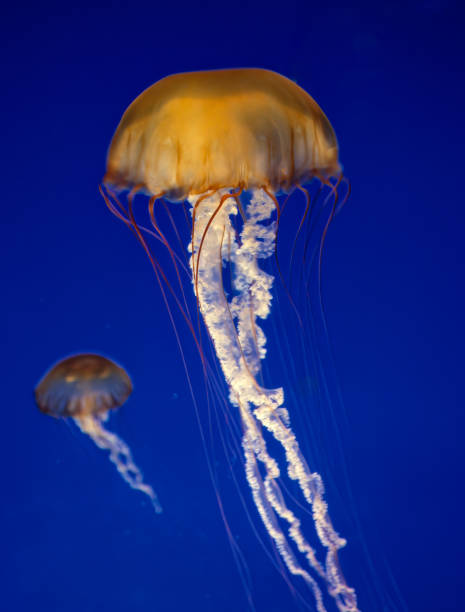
[{"left": 3, "top": 1, "right": 464, "bottom": 611}]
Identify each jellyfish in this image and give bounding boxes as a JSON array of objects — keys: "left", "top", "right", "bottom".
[
  {"left": 35, "top": 353, "right": 162, "bottom": 513},
  {"left": 100, "top": 69, "right": 356, "bottom": 611}
]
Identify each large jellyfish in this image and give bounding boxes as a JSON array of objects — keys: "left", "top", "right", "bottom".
[
  {"left": 35, "top": 353, "right": 162, "bottom": 513},
  {"left": 101, "top": 69, "right": 356, "bottom": 611}
]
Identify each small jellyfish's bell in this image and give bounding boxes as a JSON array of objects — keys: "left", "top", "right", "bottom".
[
  {"left": 35, "top": 353, "right": 162, "bottom": 513},
  {"left": 35, "top": 353, "right": 132, "bottom": 418}
]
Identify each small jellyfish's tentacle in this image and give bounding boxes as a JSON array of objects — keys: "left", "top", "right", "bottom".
[
  {"left": 75, "top": 414, "right": 162, "bottom": 514},
  {"left": 187, "top": 188, "right": 358, "bottom": 612}
]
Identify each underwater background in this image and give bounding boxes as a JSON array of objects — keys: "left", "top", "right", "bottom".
[{"left": 3, "top": 1, "right": 464, "bottom": 611}]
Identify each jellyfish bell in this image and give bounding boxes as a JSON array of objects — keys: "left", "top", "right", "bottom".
[
  {"left": 35, "top": 353, "right": 132, "bottom": 418},
  {"left": 103, "top": 68, "right": 341, "bottom": 201},
  {"left": 101, "top": 69, "right": 357, "bottom": 612},
  {"left": 35, "top": 353, "right": 162, "bottom": 513}
]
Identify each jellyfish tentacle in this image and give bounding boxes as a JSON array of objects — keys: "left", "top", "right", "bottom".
[
  {"left": 241, "top": 416, "right": 327, "bottom": 612},
  {"left": 75, "top": 414, "right": 162, "bottom": 514},
  {"left": 188, "top": 188, "right": 358, "bottom": 612},
  {"left": 252, "top": 400, "right": 358, "bottom": 611},
  {"left": 239, "top": 396, "right": 326, "bottom": 579}
]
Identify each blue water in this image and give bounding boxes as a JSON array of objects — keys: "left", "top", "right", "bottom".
[{"left": 3, "top": 2, "right": 464, "bottom": 611}]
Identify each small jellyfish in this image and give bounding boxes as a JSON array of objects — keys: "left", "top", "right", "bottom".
[{"left": 35, "top": 353, "right": 161, "bottom": 513}]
